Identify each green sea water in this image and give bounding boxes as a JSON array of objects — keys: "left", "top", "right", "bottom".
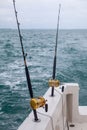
[{"left": 0, "top": 29, "right": 87, "bottom": 130}]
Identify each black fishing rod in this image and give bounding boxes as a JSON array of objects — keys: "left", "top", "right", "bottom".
[
  {"left": 51, "top": 4, "right": 61, "bottom": 96},
  {"left": 13, "top": 0, "right": 38, "bottom": 121}
]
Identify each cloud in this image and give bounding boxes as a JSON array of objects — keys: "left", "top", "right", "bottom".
[{"left": 0, "top": 0, "right": 87, "bottom": 29}]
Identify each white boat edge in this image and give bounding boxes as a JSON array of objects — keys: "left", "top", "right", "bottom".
[{"left": 18, "top": 83, "right": 87, "bottom": 130}]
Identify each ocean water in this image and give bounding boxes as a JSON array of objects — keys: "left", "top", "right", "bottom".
[{"left": 0, "top": 29, "right": 87, "bottom": 130}]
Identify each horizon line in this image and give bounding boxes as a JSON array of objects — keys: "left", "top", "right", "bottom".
[{"left": 0, "top": 28, "right": 87, "bottom": 30}]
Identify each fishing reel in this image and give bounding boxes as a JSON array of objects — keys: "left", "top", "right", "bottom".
[
  {"left": 49, "top": 79, "right": 60, "bottom": 87},
  {"left": 30, "top": 97, "right": 48, "bottom": 112},
  {"left": 49, "top": 79, "right": 60, "bottom": 96}
]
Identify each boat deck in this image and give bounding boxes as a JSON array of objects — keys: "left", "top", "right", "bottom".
[{"left": 69, "top": 123, "right": 87, "bottom": 130}]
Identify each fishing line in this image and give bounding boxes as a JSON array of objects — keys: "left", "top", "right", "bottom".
[
  {"left": 37, "top": 111, "right": 54, "bottom": 130},
  {"left": 54, "top": 88, "right": 69, "bottom": 130}
]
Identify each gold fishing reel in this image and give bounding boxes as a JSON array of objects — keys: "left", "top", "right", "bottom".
[
  {"left": 48, "top": 79, "right": 60, "bottom": 87},
  {"left": 30, "top": 97, "right": 48, "bottom": 112}
]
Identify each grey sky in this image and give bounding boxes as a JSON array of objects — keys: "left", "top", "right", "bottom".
[{"left": 0, "top": 0, "right": 87, "bottom": 29}]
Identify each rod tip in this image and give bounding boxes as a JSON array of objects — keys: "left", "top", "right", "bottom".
[{"left": 59, "top": 4, "right": 61, "bottom": 8}]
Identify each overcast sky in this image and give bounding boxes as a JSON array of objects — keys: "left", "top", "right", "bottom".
[{"left": 0, "top": 0, "right": 87, "bottom": 29}]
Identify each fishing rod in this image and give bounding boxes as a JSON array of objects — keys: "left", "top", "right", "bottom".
[
  {"left": 13, "top": 0, "right": 47, "bottom": 121},
  {"left": 13, "top": 0, "right": 39, "bottom": 121},
  {"left": 49, "top": 4, "right": 61, "bottom": 96}
]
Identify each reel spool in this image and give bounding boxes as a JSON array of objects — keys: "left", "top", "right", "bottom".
[
  {"left": 30, "top": 97, "right": 48, "bottom": 112},
  {"left": 49, "top": 79, "right": 60, "bottom": 87}
]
